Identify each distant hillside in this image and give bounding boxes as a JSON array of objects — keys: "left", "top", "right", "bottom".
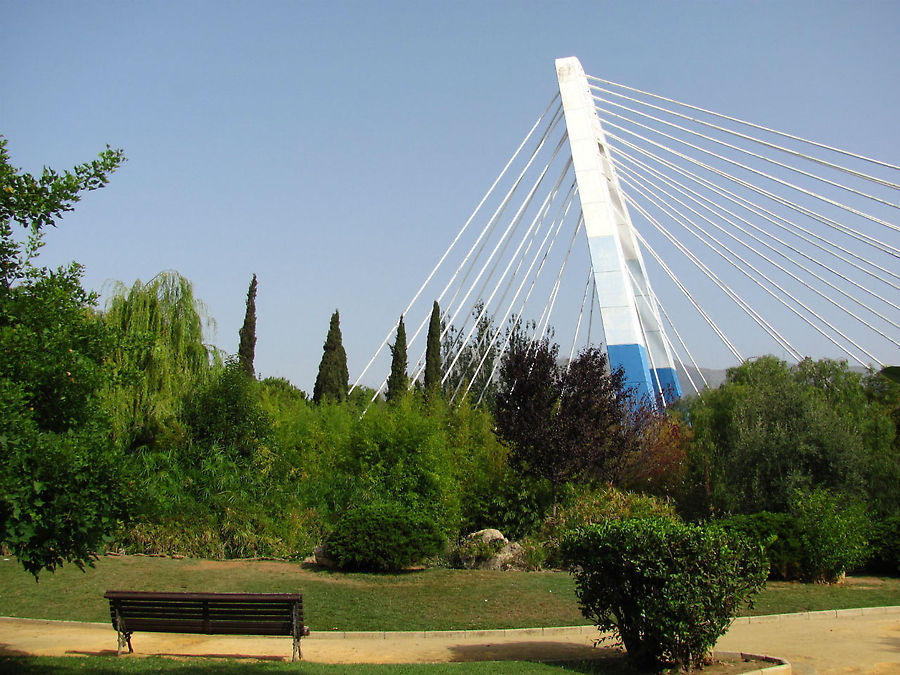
[
  {"left": 674, "top": 364, "right": 728, "bottom": 393},
  {"left": 673, "top": 359, "right": 874, "bottom": 395}
]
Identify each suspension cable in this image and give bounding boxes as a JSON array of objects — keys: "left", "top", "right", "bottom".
[
  {"left": 447, "top": 159, "right": 574, "bottom": 401},
  {"left": 607, "top": 133, "right": 900, "bottom": 301},
  {"left": 587, "top": 75, "right": 900, "bottom": 172},
  {"left": 591, "top": 90, "right": 900, "bottom": 204},
  {"left": 349, "top": 93, "right": 560, "bottom": 394},
  {"left": 614, "top": 146, "right": 900, "bottom": 342},
  {"left": 621, "top": 168, "right": 877, "bottom": 367},
  {"left": 596, "top": 106, "right": 900, "bottom": 241}
]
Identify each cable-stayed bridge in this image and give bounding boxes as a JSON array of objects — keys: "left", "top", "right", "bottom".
[{"left": 353, "top": 56, "right": 899, "bottom": 404}]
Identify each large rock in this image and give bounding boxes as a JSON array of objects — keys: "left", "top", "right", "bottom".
[
  {"left": 456, "top": 529, "right": 527, "bottom": 570},
  {"left": 313, "top": 544, "right": 334, "bottom": 568},
  {"left": 467, "top": 528, "right": 508, "bottom": 545},
  {"left": 483, "top": 541, "right": 525, "bottom": 571}
]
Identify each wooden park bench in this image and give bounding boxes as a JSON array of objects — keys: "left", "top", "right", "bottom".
[{"left": 104, "top": 590, "right": 310, "bottom": 661}]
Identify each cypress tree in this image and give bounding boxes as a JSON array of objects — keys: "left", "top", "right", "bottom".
[
  {"left": 313, "top": 309, "right": 349, "bottom": 403},
  {"left": 386, "top": 315, "right": 408, "bottom": 402},
  {"left": 238, "top": 273, "right": 258, "bottom": 377},
  {"left": 424, "top": 300, "right": 442, "bottom": 395}
]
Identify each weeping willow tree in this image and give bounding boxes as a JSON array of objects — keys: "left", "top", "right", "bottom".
[{"left": 102, "top": 270, "right": 221, "bottom": 452}]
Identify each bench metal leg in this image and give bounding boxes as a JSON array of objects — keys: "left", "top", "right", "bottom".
[
  {"left": 291, "top": 604, "right": 302, "bottom": 661},
  {"left": 114, "top": 610, "right": 133, "bottom": 656}
]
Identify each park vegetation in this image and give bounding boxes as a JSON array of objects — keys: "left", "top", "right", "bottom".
[{"left": 2, "top": 137, "right": 899, "bottom": 667}]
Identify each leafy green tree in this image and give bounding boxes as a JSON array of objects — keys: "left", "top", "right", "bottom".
[
  {"left": 423, "top": 300, "right": 442, "bottom": 395},
  {"left": 183, "top": 357, "right": 272, "bottom": 458},
  {"left": 0, "top": 383, "right": 126, "bottom": 577},
  {"left": 238, "top": 273, "right": 258, "bottom": 378},
  {"left": 313, "top": 310, "right": 349, "bottom": 403},
  {"left": 102, "top": 271, "right": 218, "bottom": 452},
  {"left": 0, "top": 137, "right": 123, "bottom": 295},
  {"left": 385, "top": 315, "right": 407, "bottom": 402},
  {"left": 0, "top": 136, "right": 128, "bottom": 576},
  {"left": 677, "top": 356, "right": 874, "bottom": 518},
  {"left": 441, "top": 302, "right": 501, "bottom": 406},
  {"left": 861, "top": 369, "right": 900, "bottom": 517}
]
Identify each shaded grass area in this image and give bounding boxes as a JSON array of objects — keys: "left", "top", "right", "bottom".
[
  {"left": 0, "top": 556, "right": 898, "bottom": 632},
  {"left": 0, "top": 656, "right": 601, "bottom": 674},
  {"left": 0, "top": 655, "right": 766, "bottom": 675},
  {"left": 0, "top": 657, "right": 608, "bottom": 674}
]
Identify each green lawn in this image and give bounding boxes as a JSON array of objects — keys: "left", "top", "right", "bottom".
[
  {"left": 748, "top": 576, "right": 900, "bottom": 616},
  {"left": 0, "top": 555, "right": 897, "bottom": 632},
  {"left": 1, "top": 556, "right": 896, "bottom": 674},
  {"left": 0, "top": 556, "right": 584, "bottom": 631}
]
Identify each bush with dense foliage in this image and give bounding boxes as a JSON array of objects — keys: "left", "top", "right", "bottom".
[
  {"left": 183, "top": 358, "right": 272, "bottom": 458},
  {"left": 561, "top": 518, "right": 768, "bottom": 670},
  {"left": 716, "top": 490, "right": 871, "bottom": 582},
  {"left": 714, "top": 512, "right": 799, "bottom": 580},
  {"left": 325, "top": 502, "right": 445, "bottom": 572},
  {"left": 867, "top": 514, "right": 900, "bottom": 575},
  {"left": 536, "top": 485, "right": 678, "bottom": 568},
  {"left": 789, "top": 489, "right": 870, "bottom": 582}
]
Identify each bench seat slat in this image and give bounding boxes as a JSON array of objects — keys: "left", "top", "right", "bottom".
[
  {"left": 120, "top": 619, "right": 294, "bottom": 635},
  {"left": 110, "top": 603, "right": 297, "bottom": 613}
]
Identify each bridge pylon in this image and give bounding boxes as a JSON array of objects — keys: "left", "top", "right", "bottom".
[{"left": 556, "top": 56, "right": 682, "bottom": 402}]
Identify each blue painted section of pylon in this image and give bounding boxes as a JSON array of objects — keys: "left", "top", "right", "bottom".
[
  {"left": 651, "top": 367, "right": 683, "bottom": 401},
  {"left": 607, "top": 343, "right": 654, "bottom": 402}
]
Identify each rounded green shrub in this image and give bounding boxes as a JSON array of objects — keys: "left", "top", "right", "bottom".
[
  {"left": 325, "top": 502, "right": 445, "bottom": 572},
  {"left": 561, "top": 517, "right": 768, "bottom": 671},
  {"left": 790, "top": 489, "right": 871, "bottom": 582}
]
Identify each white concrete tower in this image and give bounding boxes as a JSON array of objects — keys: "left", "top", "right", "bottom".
[{"left": 555, "top": 56, "right": 681, "bottom": 401}]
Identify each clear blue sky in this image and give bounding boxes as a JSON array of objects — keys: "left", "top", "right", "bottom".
[{"left": 2, "top": 1, "right": 898, "bottom": 391}]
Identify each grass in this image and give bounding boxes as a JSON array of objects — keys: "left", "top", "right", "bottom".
[
  {"left": 748, "top": 576, "right": 900, "bottom": 616},
  {"left": 2, "top": 556, "right": 893, "bottom": 674},
  {"left": 0, "top": 556, "right": 584, "bottom": 631},
  {"left": 1, "top": 556, "right": 899, "bottom": 632}
]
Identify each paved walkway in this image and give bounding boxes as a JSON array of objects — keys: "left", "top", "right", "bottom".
[{"left": 0, "top": 607, "right": 898, "bottom": 673}]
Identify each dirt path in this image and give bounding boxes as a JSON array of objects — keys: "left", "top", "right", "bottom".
[{"left": 0, "top": 607, "right": 897, "bottom": 672}]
